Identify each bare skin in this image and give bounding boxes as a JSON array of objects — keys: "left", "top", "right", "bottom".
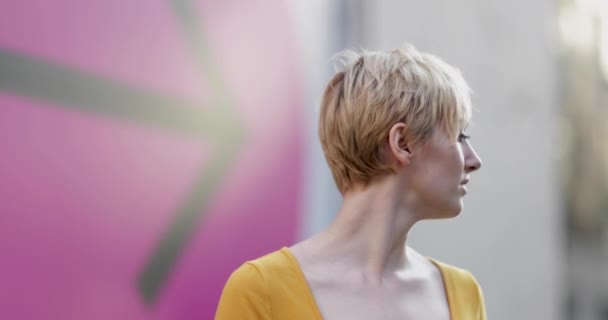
[{"left": 290, "top": 123, "right": 482, "bottom": 320}]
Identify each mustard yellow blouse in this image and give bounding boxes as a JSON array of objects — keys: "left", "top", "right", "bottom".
[{"left": 216, "top": 247, "right": 486, "bottom": 319}]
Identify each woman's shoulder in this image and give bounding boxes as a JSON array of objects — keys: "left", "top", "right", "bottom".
[
  {"left": 225, "top": 247, "right": 295, "bottom": 287},
  {"left": 428, "top": 257, "right": 477, "bottom": 279},
  {"left": 427, "top": 257, "right": 483, "bottom": 290},
  {"left": 215, "top": 258, "right": 274, "bottom": 319},
  {"left": 216, "top": 248, "right": 314, "bottom": 319},
  {"left": 427, "top": 257, "right": 487, "bottom": 319}
]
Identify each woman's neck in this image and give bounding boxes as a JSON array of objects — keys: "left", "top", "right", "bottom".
[{"left": 301, "top": 176, "right": 422, "bottom": 285}]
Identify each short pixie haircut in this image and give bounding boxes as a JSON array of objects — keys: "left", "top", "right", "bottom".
[{"left": 318, "top": 43, "right": 473, "bottom": 194}]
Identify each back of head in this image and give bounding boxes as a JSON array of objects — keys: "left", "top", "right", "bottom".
[{"left": 318, "top": 43, "right": 473, "bottom": 194}]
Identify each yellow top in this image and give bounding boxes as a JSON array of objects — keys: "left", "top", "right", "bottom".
[{"left": 216, "top": 247, "right": 486, "bottom": 320}]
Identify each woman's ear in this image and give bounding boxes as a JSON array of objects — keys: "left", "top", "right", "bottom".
[{"left": 388, "top": 122, "right": 413, "bottom": 165}]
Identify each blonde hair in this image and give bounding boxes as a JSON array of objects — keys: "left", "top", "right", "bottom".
[{"left": 318, "top": 43, "right": 473, "bottom": 194}]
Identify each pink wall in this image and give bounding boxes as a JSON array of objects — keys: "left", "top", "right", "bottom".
[{"left": 0, "top": 1, "right": 304, "bottom": 319}]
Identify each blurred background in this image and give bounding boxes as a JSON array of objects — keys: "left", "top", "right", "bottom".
[{"left": 0, "top": 0, "right": 606, "bottom": 319}]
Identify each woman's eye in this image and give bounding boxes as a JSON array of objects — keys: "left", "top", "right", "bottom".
[{"left": 458, "top": 133, "right": 470, "bottom": 142}]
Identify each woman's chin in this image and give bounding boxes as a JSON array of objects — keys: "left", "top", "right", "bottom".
[{"left": 440, "top": 200, "right": 464, "bottom": 218}]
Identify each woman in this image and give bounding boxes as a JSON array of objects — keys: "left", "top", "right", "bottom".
[{"left": 215, "top": 43, "right": 486, "bottom": 319}]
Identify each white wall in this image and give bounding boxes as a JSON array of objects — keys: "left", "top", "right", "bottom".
[{"left": 285, "top": 0, "right": 343, "bottom": 239}]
